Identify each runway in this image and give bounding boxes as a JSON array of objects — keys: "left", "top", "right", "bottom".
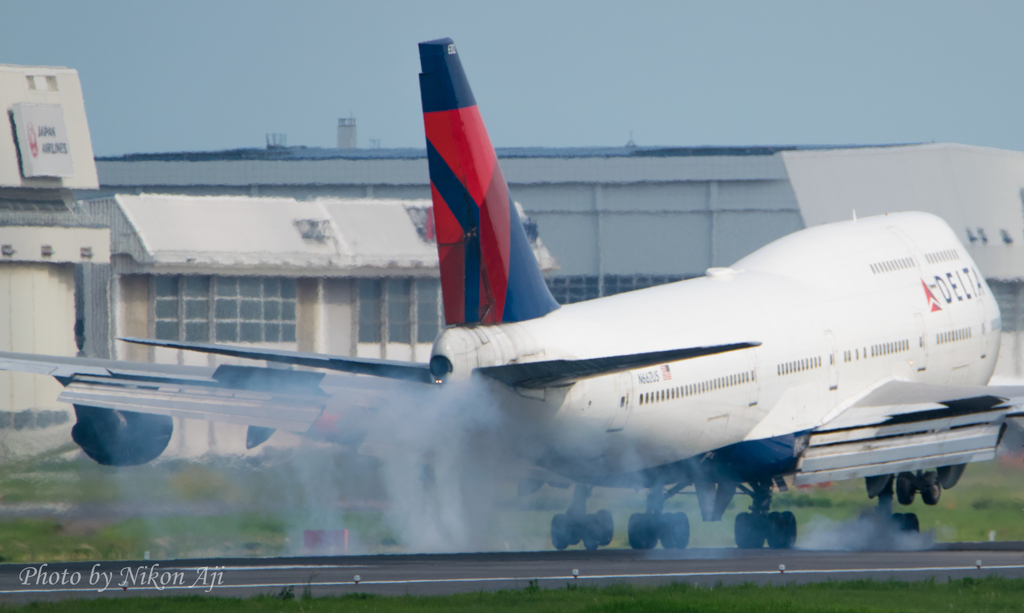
[{"left": 1, "top": 544, "right": 1024, "bottom": 602}]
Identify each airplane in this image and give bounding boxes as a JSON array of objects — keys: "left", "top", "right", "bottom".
[{"left": 1, "top": 37, "right": 1022, "bottom": 552}]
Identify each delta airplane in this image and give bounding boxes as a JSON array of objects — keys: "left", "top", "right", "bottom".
[{"left": 2, "top": 38, "right": 1022, "bottom": 551}]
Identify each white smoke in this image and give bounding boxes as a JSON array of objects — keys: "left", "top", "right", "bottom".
[
  {"left": 798, "top": 513, "right": 935, "bottom": 550},
  {"left": 368, "top": 378, "right": 515, "bottom": 552}
]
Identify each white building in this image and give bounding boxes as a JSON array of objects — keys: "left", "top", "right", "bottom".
[{"left": 0, "top": 64, "right": 108, "bottom": 454}]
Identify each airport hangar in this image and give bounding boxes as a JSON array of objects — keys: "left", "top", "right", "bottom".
[{"left": 83, "top": 140, "right": 1024, "bottom": 373}]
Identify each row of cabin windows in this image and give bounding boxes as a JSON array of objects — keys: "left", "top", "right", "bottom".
[
  {"left": 634, "top": 370, "right": 756, "bottom": 406},
  {"left": 870, "top": 258, "right": 915, "bottom": 275},
  {"left": 871, "top": 339, "right": 908, "bottom": 357},
  {"left": 937, "top": 327, "right": 971, "bottom": 345},
  {"left": 777, "top": 356, "right": 820, "bottom": 376},
  {"left": 845, "top": 338, "right": 917, "bottom": 363},
  {"left": 925, "top": 249, "right": 960, "bottom": 264}
]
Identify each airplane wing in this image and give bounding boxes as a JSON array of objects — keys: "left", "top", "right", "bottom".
[
  {"left": 0, "top": 351, "right": 348, "bottom": 433},
  {"left": 120, "top": 337, "right": 434, "bottom": 383},
  {"left": 477, "top": 342, "right": 760, "bottom": 388},
  {"left": 794, "top": 380, "right": 1024, "bottom": 485},
  {"left": 0, "top": 339, "right": 760, "bottom": 435}
]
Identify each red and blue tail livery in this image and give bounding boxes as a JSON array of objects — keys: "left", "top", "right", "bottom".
[{"left": 418, "top": 38, "right": 559, "bottom": 326}]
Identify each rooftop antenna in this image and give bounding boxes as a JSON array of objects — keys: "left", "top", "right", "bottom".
[
  {"left": 266, "top": 133, "right": 287, "bottom": 149},
  {"left": 625, "top": 131, "right": 636, "bottom": 148}
]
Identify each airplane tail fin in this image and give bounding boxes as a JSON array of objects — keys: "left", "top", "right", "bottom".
[{"left": 418, "top": 38, "right": 559, "bottom": 326}]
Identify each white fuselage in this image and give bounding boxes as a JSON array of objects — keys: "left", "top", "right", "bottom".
[{"left": 431, "top": 212, "right": 1000, "bottom": 483}]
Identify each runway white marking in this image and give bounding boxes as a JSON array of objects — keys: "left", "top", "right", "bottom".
[
  {"left": 1, "top": 564, "right": 1023, "bottom": 594},
  {"left": 169, "top": 564, "right": 372, "bottom": 571}
]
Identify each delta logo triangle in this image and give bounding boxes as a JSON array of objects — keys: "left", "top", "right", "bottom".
[{"left": 921, "top": 280, "right": 943, "bottom": 312}]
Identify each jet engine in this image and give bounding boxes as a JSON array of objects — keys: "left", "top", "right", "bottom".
[{"left": 70, "top": 405, "right": 173, "bottom": 466}]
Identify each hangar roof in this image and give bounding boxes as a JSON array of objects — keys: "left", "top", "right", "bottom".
[
  {"left": 95, "top": 144, "right": 906, "bottom": 163},
  {"left": 782, "top": 143, "right": 1024, "bottom": 280},
  {"left": 84, "top": 194, "right": 557, "bottom": 277}
]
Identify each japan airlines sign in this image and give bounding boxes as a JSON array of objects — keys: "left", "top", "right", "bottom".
[{"left": 11, "top": 103, "right": 74, "bottom": 178}]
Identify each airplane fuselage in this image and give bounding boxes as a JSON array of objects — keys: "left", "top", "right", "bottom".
[{"left": 431, "top": 212, "right": 1000, "bottom": 485}]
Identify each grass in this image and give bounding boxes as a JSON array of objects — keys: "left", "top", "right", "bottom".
[
  {"left": 0, "top": 446, "right": 1022, "bottom": 561},
  {"left": 1, "top": 577, "right": 1024, "bottom": 612}
]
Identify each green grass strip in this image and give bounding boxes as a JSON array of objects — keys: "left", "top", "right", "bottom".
[{"left": 1, "top": 576, "right": 1023, "bottom": 612}]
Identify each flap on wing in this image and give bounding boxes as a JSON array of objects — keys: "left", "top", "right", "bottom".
[
  {"left": 795, "top": 380, "right": 1023, "bottom": 485},
  {"left": 120, "top": 337, "right": 433, "bottom": 384},
  {"left": 476, "top": 342, "right": 760, "bottom": 389},
  {"left": 59, "top": 378, "right": 325, "bottom": 432}
]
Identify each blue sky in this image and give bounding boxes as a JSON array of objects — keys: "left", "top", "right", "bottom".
[{"left": 3, "top": 1, "right": 1022, "bottom": 156}]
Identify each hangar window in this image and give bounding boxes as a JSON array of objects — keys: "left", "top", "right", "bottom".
[
  {"left": 25, "top": 76, "right": 36, "bottom": 90},
  {"left": 214, "top": 276, "right": 296, "bottom": 343},
  {"left": 387, "top": 279, "right": 411, "bottom": 343},
  {"left": 45, "top": 76, "right": 58, "bottom": 91},
  {"left": 546, "top": 274, "right": 691, "bottom": 304},
  {"left": 416, "top": 279, "right": 441, "bottom": 343},
  {"left": 153, "top": 275, "right": 295, "bottom": 343},
  {"left": 154, "top": 277, "right": 180, "bottom": 340},
  {"left": 358, "top": 280, "right": 383, "bottom": 343},
  {"left": 183, "top": 276, "right": 210, "bottom": 342},
  {"left": 359, "top": 277, "right": 444, "bottom": 346}
]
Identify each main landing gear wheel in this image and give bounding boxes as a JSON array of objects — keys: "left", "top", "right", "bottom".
[
  {"left": 734, "top": 481, "right": 796, "bottom": 549},
  {"left": 734, "top": 512, "right": 765, "bottom": 549},
  {"left": 892, "top": 512, "right": 920, "bottom": 533},
  {"left": 626, "top": 483, "right": 691, "bottom": 550},
  {"left": 866, "top": 475, "right": 920, "bottom": 536},
  {"left": 895, "top": 471, "right": 942, "bottom": 507},
  {"left": 659, "top": 513, "right": 691, "bottom": 549},
  {"left": 766, "top": 511, "right": 797, "bottom": 549},
  {"left": 627, "top": 512, "right": 689, "bottom": 550},
  {"left": 919, "top": 472, "right": 941, "bottom": 506},
  {"left": 628, "top": 513, "right": 659, "bottom": 549},
  {"left": 551, "top": 511, "right": 614, "bottom": 550},
  {"left": 552, "top": 485, "right": 613, "bottom": 551}
]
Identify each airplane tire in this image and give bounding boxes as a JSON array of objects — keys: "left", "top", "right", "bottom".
[
  {"left": 551, "top": 513, "right": 573, "bottom": 550},
  {"left": 595, "top": 510, "right": 614, "bottom": 546},
  {"left": 659, "top": 513, "right": 690, "bottom": 549},
  {"left": 582, "top": 512, "right": 612, "bottom": 550},
  {"left": 628, "top": 513, "right": 658, "bottom": 549},
  {"left": 767, "top": 511, "right": 797, "bottom": 549},
  {"left": 735, "top": 512, "right": 765, "bottom": 549},
  {"left": 902, "top": 512, "right": 920, "bottom": 533},
  {"left": 920, "top": 472, "right": 941, "bottom": 506},
  {"left": 896, "top": 473, "right": 916, "bottom": 505}
]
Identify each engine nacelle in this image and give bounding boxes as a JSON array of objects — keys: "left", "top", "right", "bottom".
[
  {"left": 430, "top": 325, "right": 544, "bottom": 382},
  {"left": 71, "top": 405, "right": 173, "bottom": 466}
]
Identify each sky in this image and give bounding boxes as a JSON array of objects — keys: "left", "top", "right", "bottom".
[{"left": 2, "top": 1, "right": 1022, "bottom": 157}]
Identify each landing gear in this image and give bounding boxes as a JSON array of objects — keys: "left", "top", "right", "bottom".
[
  {"left": 627, "top": 512, "right": 690, "bottom": 550},
  {"left": 550, "top": 485, "right": 614, "bottom": 550},
  {"left": 866, "top": 475, "right": 919, "bottom": 533},
  {"left": 733, "top": 480, "right": 796, "bottom": 549},
  {"left": 626, "top": 483, "right": 690, "bottom": 550},
  {"left": 895, "top": 471, "right": 942, "bottom": 506}
]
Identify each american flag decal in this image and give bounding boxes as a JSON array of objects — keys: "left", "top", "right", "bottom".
[{"left": 660, "top": 365, "right": 672, "bottom": 381}]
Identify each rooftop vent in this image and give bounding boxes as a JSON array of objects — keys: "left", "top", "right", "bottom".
[{"left": 294, "top": 219, "right": 331, "bottom": 241}]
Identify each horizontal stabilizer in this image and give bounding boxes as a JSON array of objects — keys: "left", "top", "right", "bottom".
[
  {"left": 119, "top": 337, "right": 433, "bottom": 384},
  {"left": 477, "top": 342, "right": 760, "bottom": 389}
]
